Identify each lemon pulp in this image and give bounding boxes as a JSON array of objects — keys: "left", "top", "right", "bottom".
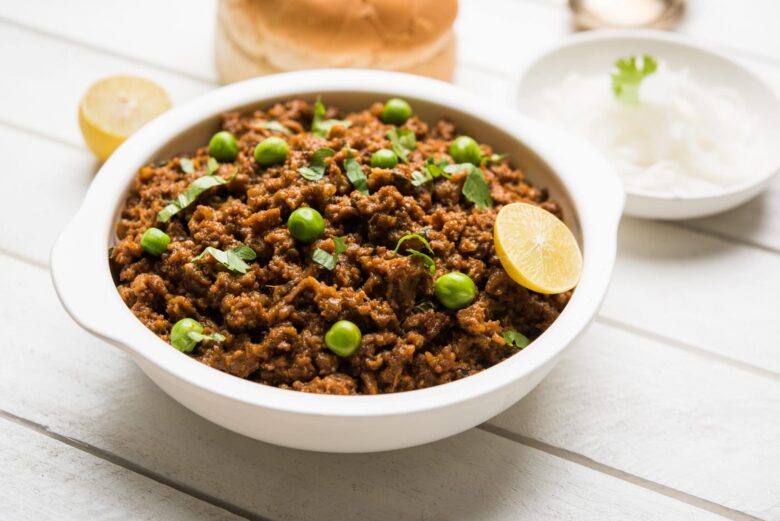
[
  {"left": 78, "top": 76, "right": 171, "bottom": 161},
  {"left": 494, "top": 202, "right": 582, "bottom": 294}
]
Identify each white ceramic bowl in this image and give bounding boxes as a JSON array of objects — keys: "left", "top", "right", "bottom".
[
  {"left": 51, "top": 70, "right": 622, "bottom": 452},
  {"left": 514, "top": 29, "right": 780, "bottom": 220}
]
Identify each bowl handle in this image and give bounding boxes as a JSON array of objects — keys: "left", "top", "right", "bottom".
[{"left": 50, "top": 207, "right": 135, "bottom": 355}]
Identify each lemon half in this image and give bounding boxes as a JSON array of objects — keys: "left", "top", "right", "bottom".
[
  {"left": 78, "top": 76, "right": 171, "bottom": 161},
  {"left": 494, "top": 202, "right": 582, "bottom": 294}
]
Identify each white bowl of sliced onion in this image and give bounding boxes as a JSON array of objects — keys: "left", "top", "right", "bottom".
[{"left": 514, "top": 29, "right": 780, "bottom": 220}]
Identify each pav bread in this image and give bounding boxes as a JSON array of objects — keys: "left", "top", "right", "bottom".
[{"left": 215, "top": 0, "right": 458, "bottom": 83}]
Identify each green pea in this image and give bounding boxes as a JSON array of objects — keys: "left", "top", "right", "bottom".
[
  {"left": 449, "top": 136, "right": 482, "bottom": 165},
  {"left": 287, "top": 207, "right": 325, "bottom": 243},
  {"left": 370, "top": 148, "right": 398, "bottom": 168},
  {"left": 381, "top": 98, "right": 413, "bottom": 125},
  {"left": 170, "top": 318, "right": 203, "bottom": 353},
  {"left": 140, "top": 227, "right": 170, "bottom": 256},
  {"left": 434, "top": 272, "right": 476, "bottom": 310},
  {"left": 325, "top": 320, "right": 362, "bottom": 357},
  {"left": 208, "top": 131, "right": 238, "bottom": 163},
  {"left": 254, "top": 136, "right": 289, "bottom": 166}
]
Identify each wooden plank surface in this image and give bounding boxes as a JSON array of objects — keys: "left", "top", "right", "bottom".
[
  {"left": 0, "top": 0, "right": 779, "bottom": 519},
  {"left": 0, "top": 0, "right": 218, "bottom": 82},
  {"left": 0, "top": 126, "right": 96, "bottom": 266},
  {"left": 493, "top": 322, "right": 780, "bottom": 520},
  {"left": 0, "top": 416, "right": 242, "bottom": 521},
  {"left": 604, "top": 218, "right": 780, "bottom": 374},
  {"left": 0, "top": 254, "right": 727, "bottom": 521},
  {"left": 685, "top": 179, "right": 780, "bottom": 253},
  {"left": 0, "top": 22, "right": 212, "bottom": 146}
]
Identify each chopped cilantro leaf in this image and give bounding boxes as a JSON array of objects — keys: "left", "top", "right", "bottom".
[{"left": 611, "top": 54, "right": 658, "bottom": 104}]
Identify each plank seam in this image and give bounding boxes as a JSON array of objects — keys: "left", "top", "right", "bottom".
[
  {"left": 477, "top": 423, "right": 761, "bottom": 521},
  {"left": 0, "top": 245, "right": 49, "bottom": 270},
  {"left": 2, "top": 401, "right": 744, "bottom": 521},
  {"left": 0, "top": 5, "right": 775, "bottom": 519},
  {"left": 0, "top": 16, "right": 218, "bottom": 87},
  {"left": 676, "top": 221, "right": 780, "bottom": 256},
  {"left": 595, "top": 315, "right": 780, "bottom": 382},
  {"left": 0, "top": 409, "right": 269, "bottom": 521},
  {"left": 0, "top": 117, "right": 84, "bottom": 151}
]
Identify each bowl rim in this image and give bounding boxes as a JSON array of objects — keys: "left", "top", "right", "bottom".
[
  {"left": 51, "top": 69, "right": 623, "bottom": 418},
  {"left": 512, "top": 28, "right": 780, "bottom": 203}
]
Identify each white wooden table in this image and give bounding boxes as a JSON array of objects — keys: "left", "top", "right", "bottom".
[{"left": 1, "top": 1, "right": 779, "bottom": 519}]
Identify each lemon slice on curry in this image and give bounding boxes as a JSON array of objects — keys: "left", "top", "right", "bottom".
[
  {"left": 79, "top": 76, "right": 171, "bottom": 161},
  {"left": 494, "top": 202, "right": 582, "bottom": 294}
]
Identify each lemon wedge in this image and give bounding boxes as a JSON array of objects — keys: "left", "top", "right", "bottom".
[
  {"left": 78, "top": 76, "right": 171, "bottom": 161},
  {"left": 494, "top": 202, "right": 582, "bottom": 294}
]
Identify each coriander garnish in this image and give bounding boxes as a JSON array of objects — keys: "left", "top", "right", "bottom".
[
  {"left": 406, "top": 249, "right": 435, "bottom": 274},
  {"left": 186, "top": 331, "right": 226, "bottom": 345},
  {"left": 191, "top": 244, "right": 257, "bottom": 274},
  {"left": 445, "top": 163, "right": 493, "bottom": 209},
  {"left": 297, "top": 147, "right": 335, "bottom": 181},
  {"left": 611, "top": 55, "right": 658, "bottom": 104},
  {"left": 179, "top": 158, "right": 195, "bottom": 174},
  {"left": 425, "top": 157, "right": 452, "bottom": 179},
  {"left": 386, "top": 127, "right": 416, "bottom": 164},
  {"left": 392, "top": 233, "right": 434, "bottom": 256},
  {"left": 312, "top": 236, "right": 347, "bottom": 270},
  {"left": 412, "top": 157, "right": 452, "bottom": 186},
  {"left": 462, "top": 166, "right": 493, "bottom": 209},
  {"left": 261, "top": 121, "right": 293, "bottom": 134},
  {"left": 205, "top": 157, "right": 220, "bottom": 175},
  {"left": 480, "top": 153, "right": 507, "bottom": 168},
  {"left": 344, "top": 150, "right": 369, "bottom": 195},
  {"left": 392, "top": 233, "right": 435, "bottom": 274},
  {"left": 157, "top": 159, "right": 235, "bottom": 222},
  {"left": 411, "top": 170, "right": 432, "bottom": 187},
  {"left": 311, "top": 97, "right": 351, "bottom": 137},
  {"left": 502, "top": 330, "right": 531, "bottom": 348}
]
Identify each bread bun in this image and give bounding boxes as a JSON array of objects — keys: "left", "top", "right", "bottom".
[{"left": 215, "top": 0, "right": 457, "bottom": 83}]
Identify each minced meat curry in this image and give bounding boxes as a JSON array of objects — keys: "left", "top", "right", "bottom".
[{"left": 110, "top": 98, "right": 572, "bottom": 395}]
